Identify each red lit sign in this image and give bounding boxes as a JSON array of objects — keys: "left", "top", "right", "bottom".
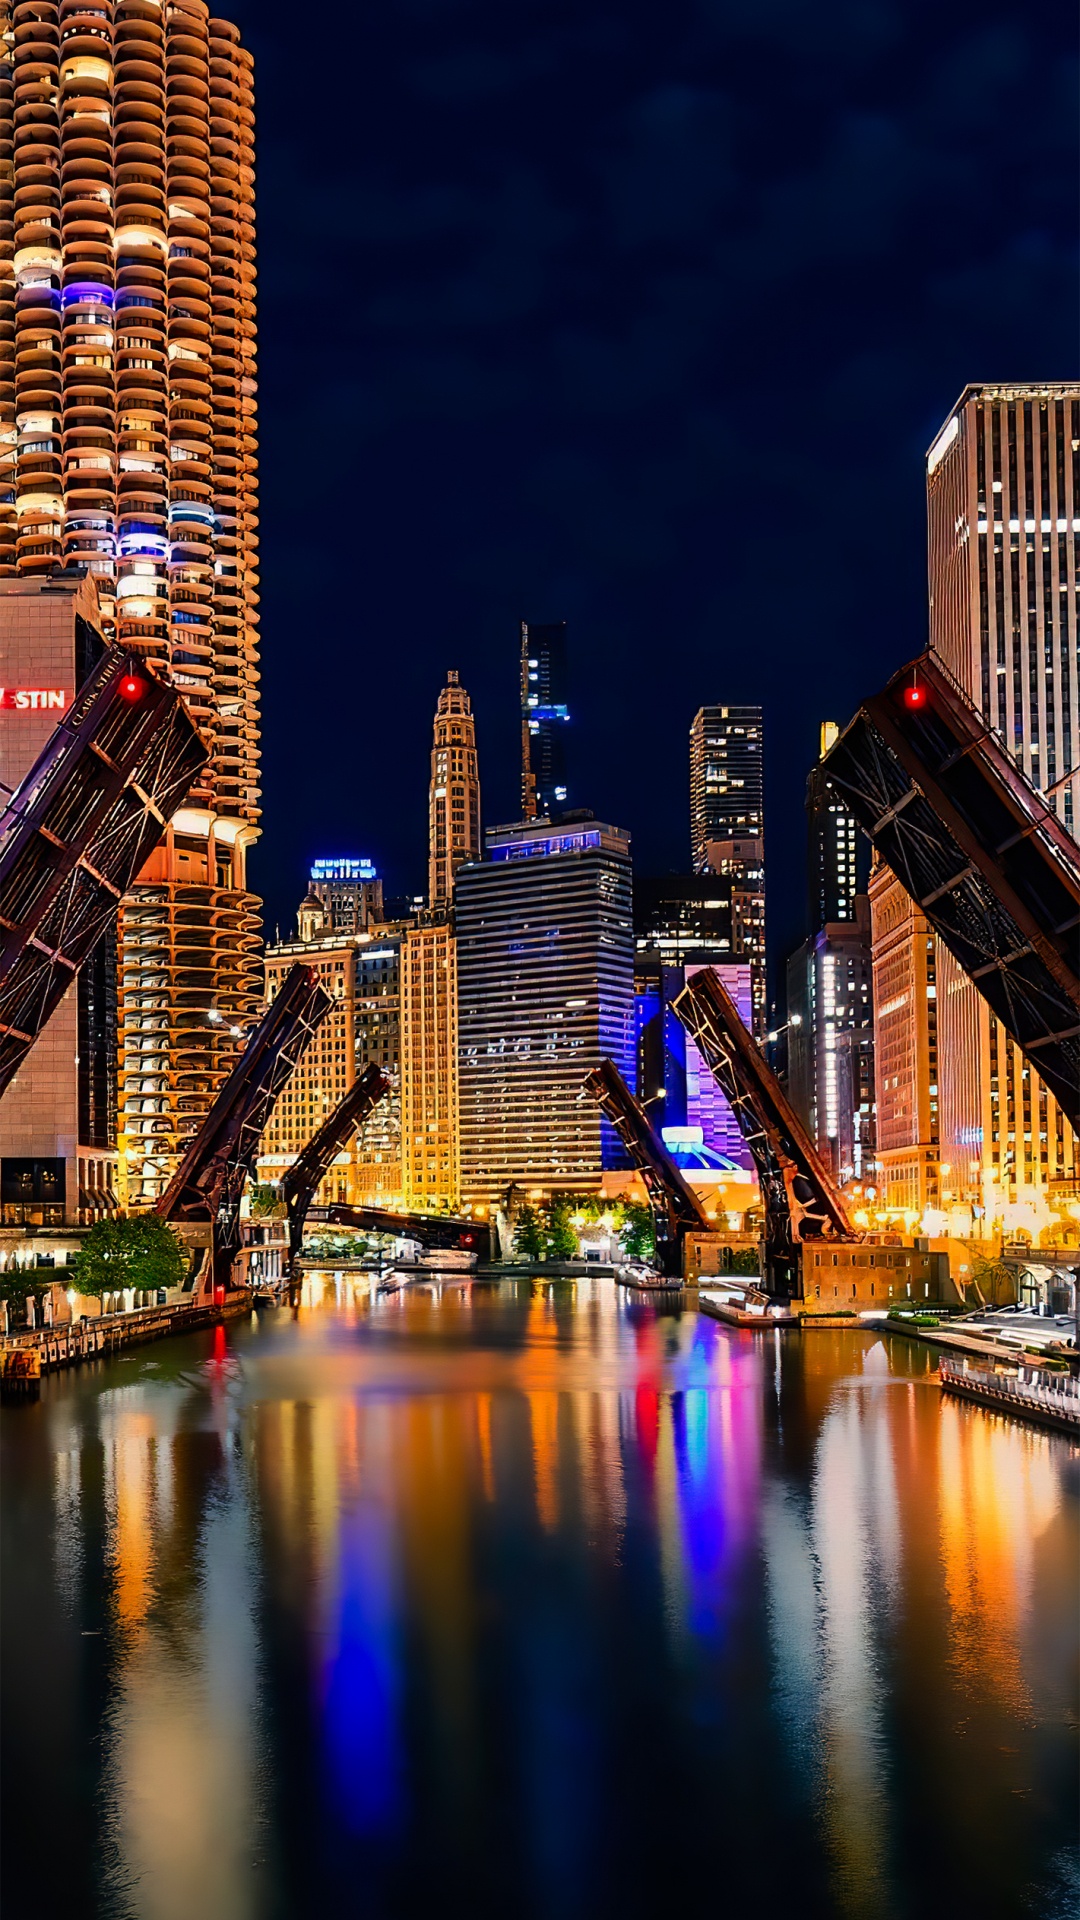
[{"left": 0, "top": 688, "right": 68, "bottom": 712}]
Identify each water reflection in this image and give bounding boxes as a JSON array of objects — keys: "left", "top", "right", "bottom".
[{"left": 1, "top": 1279, "right": 1076, "bottom": 1920}]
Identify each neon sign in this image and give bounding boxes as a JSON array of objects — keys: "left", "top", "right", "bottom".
[
  {"left": 0, "top": 689, "right": 68, "bottom": 712},
  {"left": 310, "top": 857, "right": 377, "bottom": 882}
]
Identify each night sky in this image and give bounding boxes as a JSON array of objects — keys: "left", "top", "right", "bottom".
[{"left": 229, "top": 0, "right": 1077, "bottom": 999}]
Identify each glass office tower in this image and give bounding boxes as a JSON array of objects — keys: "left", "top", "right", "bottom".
[{"left": 456, "top": 815, "right": 633, "bottom": 1202}]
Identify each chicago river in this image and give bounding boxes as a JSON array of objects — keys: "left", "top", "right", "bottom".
[{"left": 2, "top": 1280, "right": 1076, "bottom": 1920}]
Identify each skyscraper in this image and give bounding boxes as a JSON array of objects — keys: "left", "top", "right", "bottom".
[
  {"left": 401, "top": 921, "right": 459, "bottom": 1209},
  {"left": 869, "top": 858, "right": 940, "bottom": 1217},
  {"left": 428, "top": 670, "right": 480, "bottom": 907},
  {"left": 520, "top": 619, "right": 569, "bottom": 819},
  {"left": 786, "top": 723, "right": 874, "bottom": 1186},
  {"left": 689, "top": 704, "right": 766, "bottom": 1033},
  {"left": 456, "top": 815, "right": 633, "bottom": 1202},
  {"left": 785, "top": 899, "right": 875, "bottom": 1188},
  {"left": 806, "top": 721, "right": 865, "bottom": 932},
  {"left": 0, "top": 3, "right": 261, "bottom": 1204},
  {"left": 926, "top": 385, "right": 1078, "bottom": 1232},
  {"left": 633, "top": 875, "right": 753, "bottom": 1173},
  {"left": 258, "top": 898, "right": 404, "bottom": 1208}
]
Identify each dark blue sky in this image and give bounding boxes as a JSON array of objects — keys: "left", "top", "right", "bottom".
[{"left": 231, "top": 0, "right": 1077, "bottom": 994}]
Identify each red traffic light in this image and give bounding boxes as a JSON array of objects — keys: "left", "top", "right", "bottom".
[
  {"left": 118, "top": 673, "right": 147, "bottom": 703},
  {"left": 903, "top": 681, "right": 927, "bottom": 710}
]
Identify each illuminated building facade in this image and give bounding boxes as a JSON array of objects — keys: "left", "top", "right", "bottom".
[
  {"left": 259, "top": 925, "right": 356, "bottom": 1206},
  {"left": 308, "top": 857, "right": 383, "bottom": 933},
  {"left": 258, "top": 904, "right": 403, "bottom": 1207},
  {"left": 0, "top": 2, "right": 262, "bottom": 1204},
  {"left": 456, "top": 815, "right": 634, "bottom": 1202},
  {"left": 0, "top": 570, "right": 117, "bottom": 1223},
  {"left": 352, "top": 930, "right": 402, "bottom": 1201},
  {"left": 689, "top": 704, "right": 766, "bottom": 1034},
  {"left": 869, "top": 858, "right": 939, "bottom": 1216},
  {"left": 632, "top": 874, "right": 752, "bottom": 1171},
  {"left": 428, "top": 670, "right": 480, "bottom": 908},
  {"left": 926, "top": 384, "right": 1078, "bottom": 1234},
  {"left": 520, "top": 619, "right": 569, "bottom": 820},
  {"left": 785, "top": 899, "right": 875, "bottom": 1187},
  {"left": 401, "top": 920, "right": 459, "bottom": 1208}
]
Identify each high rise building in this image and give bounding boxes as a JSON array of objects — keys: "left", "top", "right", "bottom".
[
  {"left": 308, "top": 857, "right": 383, "bottom": 934},
  {"left": 806, "top": 721, "right": 865, "bottom": 932},
  {"left": 868, "top": 858, "right": 940, "bottom": 1217},
  {"left": 258, "top": 903, "right": 403, "bottom": 1208},
  {"left": 520, "top": 620, "right": 569, "bottom": 819},
  {"left": 351, "top": 930, "right": 402, "bottom": 1204},
  {"left": 428, "top": 670, "right": 480, "bottom": 907},
  {"left": 925, "top": 384, "right": 1078, "bottom": 1232},
  {"left": 785, "top": 899, "right": 875, "bottom": 1188},
  {"left": 0, "top": 570, "right": 117, "bottom": 1224},
  {"left": 259, "top": 923, "right": 356, "bottom": 1207},
  {"left": 456, "top": 814, "right": 633, "bottom": 1202},
  {"left": 689, "top": 704, "right": 766, "bottom": 1033},
  {"left": 401, "top": 921, "right": 459, "bottom": 1209},
  {"left": 0, "top": 4, "right": 262, "bottom": 1205},
  {"left": 632, "top": 874, "right": 753, "bottom": 1171}
]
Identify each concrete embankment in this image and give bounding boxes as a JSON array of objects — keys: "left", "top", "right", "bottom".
[{"left": 1, "top": 1291, "right": 253, "bottom": 1392}]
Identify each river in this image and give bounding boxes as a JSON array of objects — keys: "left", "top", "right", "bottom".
[{"left": 1, "top": 1276, "right": 1077, "bottom": 1920}]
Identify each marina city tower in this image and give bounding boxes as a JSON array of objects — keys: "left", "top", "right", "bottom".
[{"left": 0, "top": 0, "right": 261, "bottom": 1203}]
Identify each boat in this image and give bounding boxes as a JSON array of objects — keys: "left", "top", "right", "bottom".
[
  {"left": 392, "top": 1248, "right": 478, "bottom": 1273},
  {"left": 615, "top": 1263, "right": 684, "bottom": 1292}
]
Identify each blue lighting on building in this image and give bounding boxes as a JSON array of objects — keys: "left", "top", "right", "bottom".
[
  {"left": 490, "top": 830, "right": 601, "bottom": 863},
  {"left": 311, "top": 857, "right": 377, "bottom": 882},
  {"left": 62, "top": 282, "right": 114, "bottom": 308}
]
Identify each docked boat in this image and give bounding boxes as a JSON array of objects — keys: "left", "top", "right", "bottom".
[{"left": 615, "top": 1263, "right": 683, "bottom": 1291}]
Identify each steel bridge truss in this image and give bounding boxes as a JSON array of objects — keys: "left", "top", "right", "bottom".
[
  {"left": 308, "top": 1203, "right": 492, "bottom": 1258},
  {"left": 672, "top": 968, "right": 856, "bottom": 1294},
  {"left": 0, "top": 648, "right": 208, "bottom": 1097},
  {"left": 583, "top": 1058, "right": 709, "bottom": 1275},
  {"left": 823, "top": 652, "right": 1080, "bottom": 1126},
  {"left": 157, "top": 961, "right": 333, "bottom": 1289},
  {"left": 280, "top": 1063, "right": 391, "bottom": 1276}
]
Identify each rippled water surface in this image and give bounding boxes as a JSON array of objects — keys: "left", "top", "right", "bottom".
[{"left": 2, "top": 1277, "right": 1077, "bottom": 1920}]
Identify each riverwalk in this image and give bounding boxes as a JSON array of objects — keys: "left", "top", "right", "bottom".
[
  {"left": 0, "top": 1291, "right": 252, "bottom": 1390},
  {"left": 937, "top": 1355, "right": 1080, "bottom": 1437}
]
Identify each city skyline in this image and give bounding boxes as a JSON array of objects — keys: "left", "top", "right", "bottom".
[{"left": 0, "top": 6, "right": 1076, "bottom": 1915}]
